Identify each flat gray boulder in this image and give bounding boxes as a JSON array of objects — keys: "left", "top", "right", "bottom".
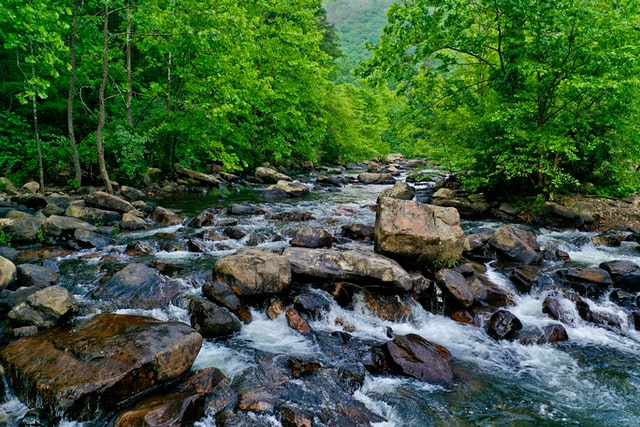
[{"left": 283, "top": 247, "right": 412, "bottom": 292}]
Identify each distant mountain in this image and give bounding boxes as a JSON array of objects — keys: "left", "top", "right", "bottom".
[{"left": 323, "top": 0, "right": 396, "bottom": 75}]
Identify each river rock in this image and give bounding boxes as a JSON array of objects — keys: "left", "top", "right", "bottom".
[
  {"left": 213, "top": 248, "right": 291, "bottom": 296},
  {"left": 509, "top": 265, "right": 543, "bottom": 293},
  {"left": 0, "top": 313, "right": 202, "bottom": 421},
  {"left": 378, "top": 182, "right": 415, "bottom": 200},
  {"left": 599, "top": 260, "right": 640, "bottom": 292},
  {"left": 202, "top": 281, "right": 244, "bottom": 314},
  {"left": 290, "top": 226, "right": 333, "bottom": 249},
  {"left": 340, "top": 223, "right": 375, "bottom": 241},
  {"left": 189, "top": 297, "right": 242, "bottom": 338},
  {"left": 431, "top": 188, "right": 491, "bottom": 217},
  {"left": 43, "top": 215, "right": 97, "bottom": 238},
  {"left": 187, "top": 209, "right": 216, "bottom": 227},
  {"left": 384, "top": 333, "right": 454, "bottom": 386},
  {"left": 65, "top": 205, "right": 122, "bottom": 225},
  {"left": 150, "top": 206, "right": 183, "bottom": 226},
  {"left": 489, "top": 225, "right": 542, "bottom": 264},
  {"left": 542, "top": 295, "right": 575, "bottom": 325},
  {"left": 374, "top": 197, "right": 465, "bottom": 270},
  {"left": 286, "top": 307, "right": 312, "bottom": 334},
  {"left": 113, "top": 368, "right": 227, "bottom": 427},
  {"left": 91, "top": 263, "right": 183, "bottom": 309},
  {"left": 487, "top": 309, "right": 522, "bottom": 340},
  {"left": 84, "top": 191, "right": 135, "bottom": 213},
  {"left": 16, "top": 263, "right": 58, "bottom": 290},
  {"left": 435, "top": 268, "right": 474, "bottom": 308},
  {"left": 119, "top": 185, "right": 147, "bottom": 201},
  {"left": 7, "top": 285, "right": 77, "bottom": 328},
  {"left": 0, "top": 216, "right": 45, "bottom": 243},
  {"left": 293, "top": 290, "right": 333, "bottom": 320},
  {"left": 557, "top": 267, "right": 613, "bottom": 299},
  {"left": 575, "top": 297, "right": 623, "bottom": 329},
  {"left": 0, "top": 255, "right": 16, "bottom": 289},
  {"left": 20, "top": 181, "right": 40, "bottom": 194},
  {"left": 357, "top": 172, "right": 395, "bottom": 185},
  {"left": 263, "top": 181, "right": 310, "bottom": 200},
  {"left": 121, "top": 211, "right": 149, "bottom": 230},
  {"left": 283, "top": 247, "right": 412, "bottom": 292},
  {"left": 362, "top": 291, "right": 415, "bottom": 322},
  {"left": 255, "top": 166, "right": 291, "bottom": 184},
  {"left": 315, "top": 174, "right": 348, "bottom": 188},
  {"left": 536, "top": 324, "right": 569, "bottom": 344},
  {"left": 0, "top": 176, "right": 18, "bottom": 194},
  {"left": 74, "top": 228, "right": 114, "bottom": 249}
]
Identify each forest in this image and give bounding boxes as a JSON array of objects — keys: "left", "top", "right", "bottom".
[{"left": 2, "top": 0, "right": 640, "bottom": 199}]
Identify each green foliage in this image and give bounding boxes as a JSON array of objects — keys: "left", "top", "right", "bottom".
[
  {"left": 364, "top": 0, "right": 640, "bottom": 198},
  {"left": 0, "top": 230, "right": 11, "bottom": 247}
]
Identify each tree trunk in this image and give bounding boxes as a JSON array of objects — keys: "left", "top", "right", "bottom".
[
  {"left": 96, "top": 4, "right": 113, "bottom": 194},
  {"left": 67, "top": 0, "right": 82, "bottom": 187},
  {"left": 125, "top": 0, "right": 133, "bottom": 128},
  {"left": 30, "top": 41, "right": 44, "bottom": 194}
]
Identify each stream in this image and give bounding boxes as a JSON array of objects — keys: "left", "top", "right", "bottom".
[{"left": 2, "top": 171, "right": 640, "bottom": 426}]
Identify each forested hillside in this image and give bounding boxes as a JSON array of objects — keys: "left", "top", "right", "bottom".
[
  {"left": 0, "top": 0, "right": 391, "bottom": 191},
  {"left": 323, "top": 0, "right": 395, "bottom": 77},
  {"left": 1, "top": 0, "right": 639, "bottom": 199},
  {"left": 363, "top": 0, "right": 640, "bottom": 197}
]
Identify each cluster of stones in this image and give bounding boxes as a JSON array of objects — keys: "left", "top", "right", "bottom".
[{"left": 1, "top": 156, "right": 639, "bottom": 425}]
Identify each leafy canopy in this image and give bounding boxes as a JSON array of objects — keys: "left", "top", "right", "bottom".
[{"left": 363, "top": 0, "right": 640, "bottom": 197}]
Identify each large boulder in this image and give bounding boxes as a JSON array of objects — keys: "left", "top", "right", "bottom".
[
  {"left": 65, "top": 205, "right": 122, "bottom": 225},
  {"left": 374, "top": 198, "right": 465, "bottom": 270},
  {"left": 16, "top": 263, "right": 58, "bottom": 290},
  {"left": 357, "top": 173, "right": 395, "bottom": 185},
  {"left": 489, "top": 225, "right": 542, "bottom": 264},
  {"left": 283, "top": 247, "right": 412, "bottom": 292},
  {"left": 255, "top": 166, "right": 291, "bottom": 184},
  {"left": 213, "top": 248, "right": 291, "bottom": 296},
  {"left": 599, "top": 260, "right": 640, "bottom": 292},
  {"left": 91, "top": 263, "right": 183, "bottom": 309},
  {"left": 431, "top": 188, "right": 491, "bottom": 217},
  {"left": 384, "top": 334, "right": 454, "bottom": 386},
  {"left": 113, "top": 368, "right": 228, "bottom": 427},
  {"left": 0, "top": 216, "right": 45, "bottom": 243},
  {"left": 7, "top": 285, "right": 77, "bottom": 328},
  {"left": 378, "top": 182, "right": 415, "bottom": 201},
  {"left": 43, "top": 215, "right": 97, "bottom": 238},
  {"left": 188, "top": 297, "right": 242, "bottom": 338},
  {"left": 435, "top": 268, "right": 474, "bottom": 308},
  {"left": 487, "top": 310, "right": 522, "bottom": 341},
  {"left": 0, "top": 313, "right": 202, "bottom": 421},
  {"left": 84, "top": 191, "right": 135, "bottom": 213},
  {"left": 263, "top": 181, "right": 310, "bottom": 200},
  {"left": 0, "top": 255, "right": 16, "bottom": 289},
  {"left": 290, "top": 226, "right": 333, "bottom": 249},
  {"left": 557, "top": 267, "right": 613, "bottom": 299}
]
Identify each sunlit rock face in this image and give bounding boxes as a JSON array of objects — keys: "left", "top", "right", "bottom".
[
  {"left": 374, "top": 197, "right": 465, "bottom": 270},
  {"left": 0, "top": 313, "right": 202, "bottom": 421}
]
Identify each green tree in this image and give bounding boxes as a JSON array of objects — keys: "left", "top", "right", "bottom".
[
  {"left": 0, "top": 0, "right": 69, "bottom": 191},
  {"left": 364, "top": 0, "right": 640, "bottom": 197}
]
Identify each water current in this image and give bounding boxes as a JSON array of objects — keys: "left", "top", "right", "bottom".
[{"left": 2, "top": 174, "right": 640, "bottom": 426}]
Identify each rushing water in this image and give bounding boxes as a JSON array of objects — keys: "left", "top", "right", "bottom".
[{"left": 2, "top": 176, "right": 640, "bottom": 426}]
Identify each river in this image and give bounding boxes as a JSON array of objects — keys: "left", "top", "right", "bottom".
[{"left": 2, "top": 171, "right": 640, "bottom": 426}]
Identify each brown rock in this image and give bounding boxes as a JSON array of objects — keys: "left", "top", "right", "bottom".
[
  {"left": 374, "top": 198, "right": 465, "bottom": 270},
  {"left": 0, "top": 314, "right": 202, "bottom": 420},
  {"left": 286, "top": 307, "right": 312, "bottom": 334},
  {"left": 384, "top": 333, "right": 454, "bottom": 386}
]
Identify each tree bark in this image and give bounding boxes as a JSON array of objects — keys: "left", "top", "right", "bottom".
[
  {"left": 96, "top": 4, "right": 113, "bottom": 194},
  {"left": 125, "top": 0, "right": 133, "bottom": 128},
  {"left": 30, "top": 41, "right": 44, "bottom": 194},
  {"left": 67, "top": 0, "right": 82, "bottom": 187}
]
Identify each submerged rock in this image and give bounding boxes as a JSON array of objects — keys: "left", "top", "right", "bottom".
[
  {"left": 0, "top": 313, "right": 202, "bottom": 421},
  {"left": 384, "top": 333, "right": 454, "bottom": 386},
  {"left": 91, "top": 263, "right": 183, "bottom": 309}
]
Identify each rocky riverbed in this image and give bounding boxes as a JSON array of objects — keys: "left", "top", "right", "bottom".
[{"left": 1, "top": 157, "right": 640, "bottom": 425}]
